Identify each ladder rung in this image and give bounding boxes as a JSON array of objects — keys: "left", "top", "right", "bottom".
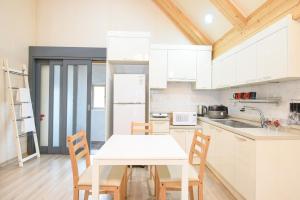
[
  {"left": 4, "top": 69, "right": 29, "bottom": 76},
  {"left": 22, "top": 153, "right": 38, "bottom": 163},
  {"left": 13, "top": 102, "right": 31, "bottom": 105},
  {"left": 16, "top": 116, "right": 33, "bottom": 121},
  {"left": 19, "top": 131, "right": 36, "bottom": 137}
]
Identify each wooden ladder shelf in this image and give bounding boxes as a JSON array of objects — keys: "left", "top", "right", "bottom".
[{"left": 2, "top": 59, "right": 40, "bottom": 167}]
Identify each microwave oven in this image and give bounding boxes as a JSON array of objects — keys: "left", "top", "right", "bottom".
[{"left": 172, "top": 112, "right": 197, "bottom": 126}]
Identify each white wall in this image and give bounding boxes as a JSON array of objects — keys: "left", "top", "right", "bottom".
[
  {"left": 36, "top": 0, "right": 191, "bottom": 47},
  {"left": 218, "top": 80, "right": 300, "bottom": 122},
  {"left": 0, "top": 0, "right": 36, "bottom": 164},
  {"left": 151, "top": 82, "right": 220, "bottom": 113}
]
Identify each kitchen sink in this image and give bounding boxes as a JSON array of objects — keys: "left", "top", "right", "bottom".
[{"left": 211, "top": 119, "right": 261, "bottom": 128}]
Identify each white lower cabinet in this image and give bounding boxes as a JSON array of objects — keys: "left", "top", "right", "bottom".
[
  {"left": 233, "top": 134, "right": 256, "bottom": 200},
  {"left": 170, "top": 128, "right": 200, "bottom": 164},
  {"left": 151, "top": 120, "right": 170, "bottom": 134},
  {"left": 201, "top": 122, "right": 255, "bottom": 200}
]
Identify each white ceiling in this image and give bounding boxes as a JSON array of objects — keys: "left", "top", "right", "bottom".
[
  {"left": 173, "top": 0, "right": 268, "bottom": 42},
  {"left": 230, "top": 0, "right": 267, "bottom": 16}
]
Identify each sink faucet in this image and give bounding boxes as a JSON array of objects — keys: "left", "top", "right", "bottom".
[{"left": 240, "top": 106, "right": 267, "bottom": 128}]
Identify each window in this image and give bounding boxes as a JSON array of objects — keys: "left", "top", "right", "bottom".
[{"left": 93, "top": 86, "right": 105, "bottom": 109}]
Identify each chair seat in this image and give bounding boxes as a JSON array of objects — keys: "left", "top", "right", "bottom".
[
  {"left": 156, "top": 164, "right": 199, "bottom": 183},
  {"left": 78, "top": 165, "right": 126, "bottom": 187}
]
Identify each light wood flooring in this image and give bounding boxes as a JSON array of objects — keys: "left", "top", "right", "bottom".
[{"left": 0, "top": 155, "right": 235, "bottom": 200}]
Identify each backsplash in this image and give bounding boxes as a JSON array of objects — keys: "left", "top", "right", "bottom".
[
  {"left": 219, "top": 80, "right": 300, "bottom": 122},
  {"left": 150, "top": 82, "right": 220, "bottom": 113},
  {"left": 150, "top": 80, "right": 300, "bottom": 124}
]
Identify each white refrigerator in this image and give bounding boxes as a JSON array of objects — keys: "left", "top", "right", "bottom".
[{"left": 113, "top": 74, "right": 146, "bottom": 135}]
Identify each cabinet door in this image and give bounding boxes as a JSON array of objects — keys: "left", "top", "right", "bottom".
[
  {"left": 151, "top": 120, "right": 169, "bottom": 134},
  {"left": 108, "top": 37, "right": 149, "bottom": 61},
  {"left": 216, "top": 129, "right": 236, "bottom": 185},
  {"left": 222, "top": 55, "right": 236, "bottom": 87},
  {"left": 212, "top": 60, "right": 222, "bottom": 89},
  {"left": 257, "top": 28, "right": 288, "bottom": 81},
  {"left": 168, "top": 50, "right": 197, "bottom": 81},
  {"left": 149, "top": 49, "right": 168, "bottom": 89},
  {"left": 170, "top": 129, "right": 186, "bottom": 152},
  {"left": 234, "top": 134, "right": 256, "bottom": 200},
  {"left": 196, "top": 51, "right": 212, "bottom": 89},
  {"left": 236, "top": 45, "right": 257, "bottom": 85}
]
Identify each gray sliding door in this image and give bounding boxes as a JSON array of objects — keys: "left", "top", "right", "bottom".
[{"left": 36, "top": 59, "right": 92, "bottom": 154}]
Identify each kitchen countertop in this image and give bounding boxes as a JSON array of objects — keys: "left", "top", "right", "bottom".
[
  {"left": 169, "top": 125, "right": 200, "bottom": 129},
  {"left": 150, "top": 117, "right": 170, "bottom": 121},
  {"left": 198, "top": 117, "right": 300, "bottom": 140}
]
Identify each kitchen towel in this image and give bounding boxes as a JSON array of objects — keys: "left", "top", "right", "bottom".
[
  {"left": 16, "top": 88, "right": 31, "bottom": 103},
  {"left": 21, "top": 118, "right": 36, "bottom": 133}
]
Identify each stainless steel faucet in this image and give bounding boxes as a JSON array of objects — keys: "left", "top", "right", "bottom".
[{"left": 240, "top": 106, "right": 267, "bottom": 128}]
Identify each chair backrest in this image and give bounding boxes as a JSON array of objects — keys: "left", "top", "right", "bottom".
[
  {"left": 67, "top": 130, "right": 91, "bottom": 187},
  {"left": 131, "top": 122, "right": 153, "bottom": 135},
  {"left": 189, "top": 130, "right": 211, "bottom": 181}
]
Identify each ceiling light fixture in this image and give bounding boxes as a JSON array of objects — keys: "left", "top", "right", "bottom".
[{"left": 204, "top": 14, "right": 214, "bottom": 24}]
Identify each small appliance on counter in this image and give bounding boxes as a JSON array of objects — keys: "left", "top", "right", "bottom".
[
  {"left": 172, "top": 112, "right": 197, "bottom": 126},
  {"left": 197, "top": 105, "right": 208, "bottom": 117},
  {"left": 207, "top": 105, "right": 228, "bottom": 119},
  {"left": 151, "top": 113, "right": 168, "bottom": 118}
]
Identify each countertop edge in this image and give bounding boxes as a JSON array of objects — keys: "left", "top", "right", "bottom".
[{"left": 198, "top": 117, "right": 300, "bottom": 140}]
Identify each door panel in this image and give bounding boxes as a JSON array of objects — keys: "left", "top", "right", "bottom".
[
  {"left": 39, "top": 64, "right": 50, "bottom": 147},
  {"left": 52, "top": 64, "right": 61, "bottom": 147}
]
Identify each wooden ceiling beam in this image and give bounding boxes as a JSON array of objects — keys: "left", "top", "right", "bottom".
[
  {"left": 153, "top": 0, "right": 212, "bottom": 45},
  {"left": 213, "top": 0, "right": 300, "bottom": 58},
  {"left": 210, "top": 0, "right": 247, "bottom": 28}
]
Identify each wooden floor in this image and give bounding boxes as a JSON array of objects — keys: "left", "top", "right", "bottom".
[{"left": 0, "top": 155, "right": 235, "bottom": 200}]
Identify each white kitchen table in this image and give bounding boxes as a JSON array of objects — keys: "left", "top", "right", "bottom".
[{"left": 92, "top": 135, "right": 189, "bottom": 200}]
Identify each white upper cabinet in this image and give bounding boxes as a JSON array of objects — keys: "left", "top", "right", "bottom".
[
  {"left": 168, "top": 49, "right": 198, "bottom": 81},
  {"left": 256, "top": 28, "right": 288, "bottom": 81},
  {"left": 195, "top": 51, "right": 212, "bottom": 89},
  {"left": 222, "top": 55, "right": 236, "bottom": 87},
  {"left": 149, "top": 45, "right": 212, "bottom": 88},
  {"left": 236, "top": 44, "right": 257, "bottom": 85},
  {"left": 107, "top": 31, "right": 150, "bottom": 62},
  {"left": 212, "top": 15, "right": 300, "bottom": 88},
  {"left": 149, "top": 47, "right": 168, "bottom": 89},
  {"left": 212, "top": 55, "right": 236, "bottom": 89},
  {"left": 212, "top": 60, "right": 222, "bottom": 89}
]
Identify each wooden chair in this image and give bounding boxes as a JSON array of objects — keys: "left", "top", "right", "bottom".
[
  {"left": 129, "top": 122, "right": 154, "bottom": 179},
  {"left": 155, "top": 130, "right": 211, "bottom": 200},
  {"left": 131, "top": 122, "right": 153, "bottom": 135},
  {"left": 67, "top": 131, "right": 127, "bottom": 200}
]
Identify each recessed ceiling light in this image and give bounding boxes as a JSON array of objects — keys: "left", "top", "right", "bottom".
[{"left": 204, "top": 14, "right": 214, "bottom": 24}]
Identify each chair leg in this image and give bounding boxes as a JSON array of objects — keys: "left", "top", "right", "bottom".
[
  {"left": 155, "top": 169, "right": 158, "bottom": 199},
  {"left": 73, "top": 187, "right": 79, "bottom": 200},
  {"left": 114, "top": 187, "right": 120, "bottom": 200},
  {"left": 84, "top": 190, "right": 89, "bottom": 200},
  {"left": 124, "top": 169, "right": 128, "bottom": 199},
  {"left": 189, "top": 186, "right": 194, "bottom": 200},
  {"left": 149, "top": 165, "right": 152, "bottom": 180},
  {"left": 129, "top": 165, "right": 133, "bottom": 179},
  {"left": 160, "top": 184, "right": 167, "bottom": 200},
  {"left": 198, "top": 182, "right": 203, "bottom": 200}
]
